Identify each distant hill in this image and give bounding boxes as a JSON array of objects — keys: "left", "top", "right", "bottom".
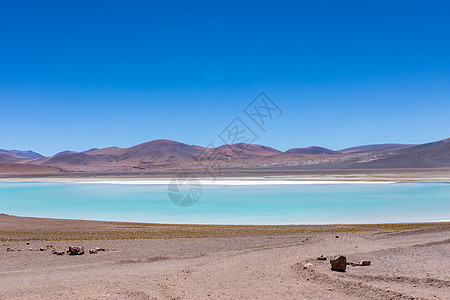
[
  {"left": 0, "top": 163, "right": 62, "bottom": 174},
  {"left": 54, "top": 150, "right": 79, "bottom": 156},
  {"left": 215, "top": 143, "right": 282, "bottom": 159},
  {"left": 285, "top": 146, "right": 340, "bottom": 155},
  {"left": 0, "top": 151, "right": 24, "bottom": 163},
  {"left": 3, "top": 137, "right": 447, "bottom": 172},
  {"left": 0, "top": 149, "right": 43, "bottom": 159},
  {"left": 340, "top": 144, "right": 415, "bottom": 154},
  {"left": 348, "top": 138, "right": 450, "bottom": 168}
]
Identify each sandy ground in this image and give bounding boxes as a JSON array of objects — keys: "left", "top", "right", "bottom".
[{"left": 0, "top": 215, "right": 449, "bottom": 299}]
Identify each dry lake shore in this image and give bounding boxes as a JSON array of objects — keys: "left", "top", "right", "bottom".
[{"left": 0, "top": 214, "right": 449, "bottom": 299}]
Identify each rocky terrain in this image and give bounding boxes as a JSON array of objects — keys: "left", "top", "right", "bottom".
[{"left": 0, "top": 215, "right": 448, "bottom": 299}]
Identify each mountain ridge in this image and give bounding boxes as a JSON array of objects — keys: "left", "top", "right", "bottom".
[{"left": 1, "top": 138, "right": 449, "bottom": 171}]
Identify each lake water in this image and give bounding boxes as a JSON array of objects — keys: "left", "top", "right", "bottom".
[{"left": 0, "top": 182, "right": 449, "bottom": 224}]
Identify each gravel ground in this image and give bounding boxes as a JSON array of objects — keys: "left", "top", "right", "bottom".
[{"left": 0, "top": 215, "right": 449, "bottom": 299}]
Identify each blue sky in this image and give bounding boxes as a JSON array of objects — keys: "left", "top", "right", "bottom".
[{"left": 1, "top": 1, "right": 449, "bottom": 156}]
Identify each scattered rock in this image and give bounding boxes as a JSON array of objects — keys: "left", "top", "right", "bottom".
[
  {"left": 29, "top": 248, "right": 33, "bottom": 251},
  {"left": 359, "top": 260, "right": 371, "bottom": 266},
  {"left": 335, "top": 236, "right": 339, "bottom": 238},
  {"left": 26, "top": 242, "right": 30, "bottom": 245},
  {"left": 303, "top": 263, "right": 314, "bottom": 270},
  {"left": 351, "top": 260, "right": 360, "bottom": 266},
  {"left": 89, "top": 249, "right": 98, "bottom": 254},
  {"left": 317, "top": 255, "right": 327, "bottom": 261},
  {"left": 94, "top": 247, "right": 105, "bottom": 252},
  {"left": 6, "top": 247, "right": 12, "bottom": 252},
  {"left": 330, "top": 254, "right": 346, "bottom": 272},
  {"left": 68, "top": 246, "right": 84, "bottom": 255},
  {"left": 39, "top": 248, "right": 45, "bottom": 251}
]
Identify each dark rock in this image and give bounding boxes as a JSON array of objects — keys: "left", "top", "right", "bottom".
[
  {"left": 359, "top": 260, "right": 371, "bottom": 266},
  {"left": 89, "top": 249, "right": 98, "bottom": 254},
  {"left": 68, "top": 246, "right": 84, "bottom": 255},
  {"left": 330, "top": 254, "right": 347, "bottom": 272},
  {"left": 95, "top": 247, "right": 105, "bottom": 252},
  {"left": 39, "top": 248, "right": 45, "bottom": 251},
  {"left": 335, "top": 236, "right": 339, "bottom": 238},
  {"left": 317, "top": 255, "right": 327, "bottom": 261}
]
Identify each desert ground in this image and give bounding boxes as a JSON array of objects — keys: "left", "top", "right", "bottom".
[{"left": 0, "top": 214, "right": 449, "bottom": 300}]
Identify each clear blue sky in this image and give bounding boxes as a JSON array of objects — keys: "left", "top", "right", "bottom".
[{"left": 1, "top": 1, "right": 449, "bottom": 156}]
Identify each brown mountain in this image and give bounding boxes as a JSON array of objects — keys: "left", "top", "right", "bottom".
[
  {"left": 348, "top": 138, "right": 450, "bottom": 168},
  {"left": 215, "top": 143, "right": 282, "bottom": 160},
  {"left": 12, "top": 137, "right": 449, "bottom": 172},
  {"left": 54, "top": 150, "right": 79, "bottom": 156},
  {"left": 44, "top": 153, "right": 106, "bottom": 166},
  {"left": 340, "top": 143, "right": 415, "bottom": 154},
  {"left": 285, "top": 146, "right": 340, "bottom": 155},
  {"left": 0, "top": 151, "right": 26, "bottom": 163},
  {"left": 115, "top": 140, "right": 205, "bottom": 166}
]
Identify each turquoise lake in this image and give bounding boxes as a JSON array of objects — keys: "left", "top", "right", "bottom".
[{"left": 0, "top": 182, "right": 449, "bottom": 224}]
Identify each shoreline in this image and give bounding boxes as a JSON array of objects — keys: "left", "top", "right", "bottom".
[
  {"left": 1, "top": 176, "right": 450, "bottom": 184},
  {"left": 1, "top": 178, "right": 399, "bottom": 185},
  {"left": 1, "top": 213, "right": 450, "bottom": 232}
]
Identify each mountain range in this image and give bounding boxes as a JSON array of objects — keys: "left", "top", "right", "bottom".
[{"left": 0, "top": 138, "right": 449, "bottom": 173}]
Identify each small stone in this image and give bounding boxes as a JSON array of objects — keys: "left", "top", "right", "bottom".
[
  {"left": 335, "top": 236, "right": 339, "bottom": 238},
  {"left": 68, "top": 246, "right": 84, "bottom": 255},
  {"left": 39, "top": 248, "right": 45, "bottom": 251},
  {"left": 303, "top": 263, "right": 314, "bottom": 270},
  {"left": 89, "top": 249, "right": 98, "bottom": 254},
  {"left": 94, "top": 247, "right": 105, "bottom": 252},
  {"left": 330, "top": 254, "right": 347, "bottom": 272},
  {"left": 317, "top": 255, "right": 327, "bottom": 261},
  {"left": 359, "top": 260, "right": 371, "bottom": 266},
  {"left": 351, "top": 260, "right": 360, "bottom": 266}
]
